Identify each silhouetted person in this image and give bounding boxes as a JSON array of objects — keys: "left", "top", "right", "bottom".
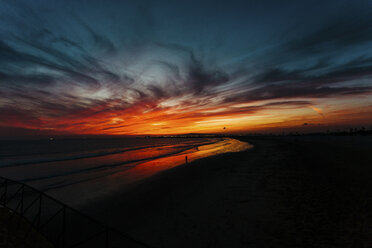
[{"left": 185, "top": 156, "right": 188, "bottom": 164}]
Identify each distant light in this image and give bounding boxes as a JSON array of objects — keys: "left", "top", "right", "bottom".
[{"left": 49, "top": 137, "right": 54, "bottom": 141}]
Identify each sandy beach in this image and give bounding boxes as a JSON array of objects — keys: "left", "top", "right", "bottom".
[
  {"left": 84, "top": 136, "right": 372, "bottom": 248},
  {"left": 2, "top": 0, "right": 372, "bottom": 247}
]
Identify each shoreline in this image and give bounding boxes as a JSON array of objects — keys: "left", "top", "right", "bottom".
[
  {"left": 81, "top": 138, "right": 255, "bottom": 204},
  {"left": 84, "top": 136, "right": 372, "bottom": 247},
  {"left": 0, "top": 137, "right": 249, "bottom": 207}
]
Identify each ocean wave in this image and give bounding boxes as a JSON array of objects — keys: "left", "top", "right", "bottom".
[{"left": 19, "top": 142, "right": 214, "bottom": 183}]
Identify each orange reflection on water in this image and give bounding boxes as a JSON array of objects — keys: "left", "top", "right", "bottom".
[
  {"left": 32, "top": 138, "right": 253, "bottom": 205},
  {"left": 110, "top": 138, "right": 252, "bottom": 184}
]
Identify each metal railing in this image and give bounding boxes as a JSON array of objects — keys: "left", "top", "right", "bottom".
[{"left": 0, "top": 176, "right": 154, "bottom": 248}]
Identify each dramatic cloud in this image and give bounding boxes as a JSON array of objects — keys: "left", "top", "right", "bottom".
[{"left": 0, "top": 0, "right": 372, "bottom": 137}]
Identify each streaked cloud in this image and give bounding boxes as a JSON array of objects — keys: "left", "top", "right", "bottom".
[{"left": 0, "top": 0, "right": 372, "bottom": 137}]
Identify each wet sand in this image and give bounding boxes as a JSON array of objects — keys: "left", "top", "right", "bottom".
[
  {"left": 0, "top": 138, "right": 250, "bottom": 208},
  {"left": 85, "top": 136, "right": 372, "bottom": 248}
]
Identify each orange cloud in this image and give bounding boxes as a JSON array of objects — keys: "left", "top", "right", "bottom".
[{"left": 310, "top": 106, "right": 324, "bottom": 116}]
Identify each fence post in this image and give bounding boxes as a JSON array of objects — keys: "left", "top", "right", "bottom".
[
  {"left": 105, "top": 228, "right": 109, "bottom": 248},
  {"left": 106, "top": 228, "right": 109, "bottom": 248},
  {"left": 62, "top": 206, "right": 66, "bottom": 248},
  {"left": 20, "top": 184, "right": 24, "bottom": 217},
  {"left": 37, "top": 193, "right": 42, "bottom": 229},
  {"left": 0, "top": 177, "right": 152, "bottom": 248}
]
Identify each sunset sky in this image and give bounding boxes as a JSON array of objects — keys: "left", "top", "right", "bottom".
[{"left": 1, "top": 0, "right": 372, "bottom": 137}]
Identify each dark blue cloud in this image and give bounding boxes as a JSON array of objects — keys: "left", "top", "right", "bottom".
[{"left": 0, "top": 0, "right": 371, "bottom": 132}]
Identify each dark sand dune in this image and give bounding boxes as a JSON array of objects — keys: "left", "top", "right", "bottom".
[
  {"left": 0, "top": 208, "right": 54, "bottom": 248},
  {"left": 85, "top": 136, "right": 372, "bottom": 248}
]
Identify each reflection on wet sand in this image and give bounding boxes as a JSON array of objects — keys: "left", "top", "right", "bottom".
[
  {"left": 0, "top": 138, "right": 252, "bottom": 206},
  {"left": 58, "top": 138, "right": 251, "bottom": 206},
  {"left": 110, "top": 138, "right": 252, "bottom": 183}
]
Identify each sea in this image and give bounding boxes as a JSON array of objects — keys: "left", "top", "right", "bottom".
[{"left": 0, "top": 137, "right": 251, "bottom": 207}]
